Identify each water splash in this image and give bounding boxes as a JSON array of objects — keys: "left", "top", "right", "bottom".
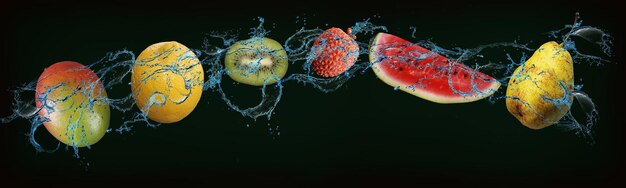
[
  {"left": 0, "top": 55, "right": 131, "bottom": 157},
  {"left": 521, "top": 17, "right": 608, "bottom": 141},
  {"left": 558, "top": 91, "right": 598, "bottom": 144},
  {"left": 0, "top": 15, "right": 613, "bottom": 159}
]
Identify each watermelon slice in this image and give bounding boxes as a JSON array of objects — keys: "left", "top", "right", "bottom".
[{"left": 369, "top": 33, "right": 500, "bottom": 104}]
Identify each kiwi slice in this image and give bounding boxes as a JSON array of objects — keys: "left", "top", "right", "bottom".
[{"left": 224, "top": 37, "right": 288, "bottom": 86}]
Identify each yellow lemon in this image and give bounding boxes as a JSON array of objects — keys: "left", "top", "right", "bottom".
[{"left": 131, "top": 41, "right": 204, "bottom": 123}]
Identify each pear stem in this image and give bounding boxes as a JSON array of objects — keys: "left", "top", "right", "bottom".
[{"left": 562, "top": 12, "right": 580, "bottom": 44}]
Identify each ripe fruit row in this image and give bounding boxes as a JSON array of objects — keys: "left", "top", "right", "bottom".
[{"left": 33, "top": 28, "right": 589, "bottom": 148}]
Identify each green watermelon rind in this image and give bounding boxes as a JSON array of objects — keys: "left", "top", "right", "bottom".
[{"left": 369, "top": 33, "right": 501, "bottom": 104}]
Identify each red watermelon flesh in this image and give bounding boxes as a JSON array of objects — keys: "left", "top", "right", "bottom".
[{"left": 369, "top": 33, "right": 500, "bottom": 104}]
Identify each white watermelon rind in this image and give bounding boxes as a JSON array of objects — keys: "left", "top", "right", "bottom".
[{"left": 369, "top": 33, "right": 501, "bottom": 104}]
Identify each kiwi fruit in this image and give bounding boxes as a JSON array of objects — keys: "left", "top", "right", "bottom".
[{"left": 224, "top": 37, "right": 288, "bottom": 86}]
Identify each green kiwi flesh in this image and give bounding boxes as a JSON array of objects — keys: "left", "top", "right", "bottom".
[{"left": 224, "top": 37, "right": 288, "bottom": 86}]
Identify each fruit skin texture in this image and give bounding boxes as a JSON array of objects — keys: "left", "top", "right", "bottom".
[
  {"left": 369, "top": 33, "right": 500, "bottom": 104},
  {"left": 225, "top": 37, "right": 288, "bottom": 86},
  {"left": 311, "top": 28, "right": 359, "bottom": 77},
  {"left": 132, "top": 41, "right": 204, "bottom": 123},
  {"left": 506, "top": 41, "right": 574, "bottom": 130},
  {"left": 35, "top": 61, "right": 110, "bottom": 147}
]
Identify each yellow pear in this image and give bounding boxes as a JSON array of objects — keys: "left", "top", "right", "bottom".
[{"left": 506, "top": 41, "right": 574, "bottom": 129}]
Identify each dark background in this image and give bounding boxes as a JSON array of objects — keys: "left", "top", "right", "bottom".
[{"left": 1, "top": 0, "right": 624, "bottom": 186}]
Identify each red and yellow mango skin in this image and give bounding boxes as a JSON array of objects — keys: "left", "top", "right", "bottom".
[{"left": 35, "top": 61, "right": 110, "bottom": 147}]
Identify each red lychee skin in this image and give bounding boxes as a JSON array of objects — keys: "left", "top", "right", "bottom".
[{"left": 311, "top": 27, "right": 359, "bottom": 77}]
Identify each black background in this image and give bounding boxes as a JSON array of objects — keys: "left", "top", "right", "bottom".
[{"left": 1, "top": 0, "right": 624, "bottom": 186}]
